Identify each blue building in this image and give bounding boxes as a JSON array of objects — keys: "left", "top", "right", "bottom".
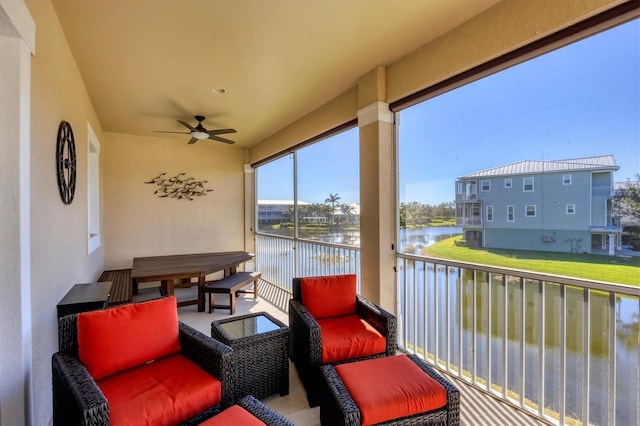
[{"left": 455, "top": 155, "right": 621, "bottom": 254}]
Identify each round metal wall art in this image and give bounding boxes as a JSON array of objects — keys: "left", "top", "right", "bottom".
[{"left": 56, "top": 121, "right": 77, "bottom": 204}]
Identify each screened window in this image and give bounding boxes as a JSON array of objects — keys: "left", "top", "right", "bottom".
[
  {"left": 486, "top": 205, "right": 493, "bottom": 222},
  {"left": 396, "top": 18, "right": 637, "bottom": 263},
  {"left": 255, "top": 127, "right": 359, "bottom": 244}
]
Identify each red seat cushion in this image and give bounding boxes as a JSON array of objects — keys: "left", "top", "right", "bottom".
[
  {"left": 335, "top": 355, "right": 447, "bottom": 426},
  {"left": 301, "top": 274, "right": 356, "bottom": 319},
  {"left": 200, "top": 405, "right": 266, "bottom": 426},
  {"left": 318, "top": 314, "right": 386, "bottom": 363},
  {"left": 78, "top": 296, "right": 181, "bottom": 380},
  {"left": 99, "top": 354, "right": 221, "bottom": 426}
]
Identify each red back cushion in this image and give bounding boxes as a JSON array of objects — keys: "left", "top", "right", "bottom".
[
  {"left": 300, "top": 275, "right": 356, "bottom": 319},
  {"left": 77, "top": 296, "right": 181, "bottom": 380}
]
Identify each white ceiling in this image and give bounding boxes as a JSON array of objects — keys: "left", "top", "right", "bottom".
[{"left": 52, "top": 0, "right": 500, "bottom": 147}]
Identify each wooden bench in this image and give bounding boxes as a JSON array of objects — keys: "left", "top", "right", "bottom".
[
  {"left": 203, "top": 271, "right": 261, "bottom": 314},
  {"left": 98, "top": 269, "right": 133, "bottom": 305}
]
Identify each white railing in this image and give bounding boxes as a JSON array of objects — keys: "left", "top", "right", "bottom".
[
  {"left": 397, "top": 253, "right": 640, "bottom": 426},
  {"left": 255, "top": 233, "right": 361, "bottom": 292},
  {"left": 255, "top": 233, "right": 639, "bottom": 425}
]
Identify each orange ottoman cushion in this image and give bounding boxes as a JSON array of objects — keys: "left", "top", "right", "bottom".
[
  {"left": 200, "top": 405, "right": 266, "bottom": 426},
  {"left": 78, "top": 296, "right": 181, "bottom": 380},
  {"left": 301, "top": 274, "right": 356, "bottom": 318},
  {"left": 335, "top": 355, "right": 447, "bottom": 426},
  {"left": 99, "top": 354, "right": 221, "bottom": 426},
  {"left": 318, "top": 314, "right": 386, "bottom": 363}
]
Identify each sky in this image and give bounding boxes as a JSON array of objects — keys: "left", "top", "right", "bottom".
[{"left": 258, "top": 19, "right": 639, "bottom": 206}]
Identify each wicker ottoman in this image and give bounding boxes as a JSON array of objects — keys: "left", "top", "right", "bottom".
[
  {"left": 211, "top": 312, "right": 289, "bottom": 401},
  {"left": 321, "top": 354, "right": 460, "bottom": 426}
]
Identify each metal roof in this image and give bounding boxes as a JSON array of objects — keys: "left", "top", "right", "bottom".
[{"left": 459, "top": 155, "right": 619, "bottom": 179}]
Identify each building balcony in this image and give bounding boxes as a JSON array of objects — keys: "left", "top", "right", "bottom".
[
  {"left": 456, "top": 216, "right": 483, "bottom": 227},
  {"left": 247, "top": 233, "right": 640, "bottom": 426},
  {"left": 456, "top": 193, "right": 480, "bottom": 202}
]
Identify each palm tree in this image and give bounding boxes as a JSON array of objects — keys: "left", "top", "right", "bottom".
[{"left": 325, "top": 193, "right": 341, "bottom": 224}]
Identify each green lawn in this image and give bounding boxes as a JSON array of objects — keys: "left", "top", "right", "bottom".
[{"left": 421, "top": 236, "right": 640, "bottom": 286}]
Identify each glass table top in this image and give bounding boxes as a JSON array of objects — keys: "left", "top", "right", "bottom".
[{"left": 217, "top": 314, "right": 282, "bottom": 339}]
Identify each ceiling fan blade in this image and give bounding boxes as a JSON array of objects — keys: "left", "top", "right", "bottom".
[
  {"left": 187, "top": 137, "right": 199, "bottom": 144},
  {"left": 209, "top": 135, "right": 235, "bottom": 144},
  {"left": 177, "top": 120, "right": 195, "bottom": 131},
  {"left": 207, "top": 128, "right": 237, "bottom": 135},
  {"left": 154, "top": 130, "right": 190, "bottom": 134}
]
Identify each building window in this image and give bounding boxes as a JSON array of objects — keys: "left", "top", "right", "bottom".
[
  {"left": 486, "top": 205, "right": 493, "bottom": 222},
  {"left": 566, "top": 204, "right": 575, "bottom": 214},
  {"left": 481, "top": 180, "right": 490, "bottom": 191},
  {"left": 87, "top": 123, "right": 101, "bottom": 254},
  {"left": 505, "top": 178, "right": 512, "bottom": 188},
  {"left": 563, "top": 174, "right": 572, "bottom": 185},
  {"left": 525, "top": 205, "right": 536, "bottom": 217},
  {"left": 507, "top": 205, "right": 514, "bottom": 222},
  {"left": 523, "top": 177, "right": 534, "bottom": 192}
]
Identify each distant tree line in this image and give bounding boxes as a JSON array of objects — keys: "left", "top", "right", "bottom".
[
  {"left": 399, "top": 201, "right": 455, "bottom": 227},
  {"left": 280, "top": 193, "right": 358, "bottom": 225}
]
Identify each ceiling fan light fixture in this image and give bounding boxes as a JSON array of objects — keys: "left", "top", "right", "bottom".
[{"left": 191, "top": 131, "right": 210, "bottom": 140}]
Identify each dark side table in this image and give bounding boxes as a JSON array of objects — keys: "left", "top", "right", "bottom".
[
  {"left": 211, "top": 312, "right": 289, "bottom": 400},
  {"left": 57, "top": 282, "right": 112, "bottom": 318}
]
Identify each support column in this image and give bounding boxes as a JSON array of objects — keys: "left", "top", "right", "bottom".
[
  {"left": 357, "top": 67, "right": 396, "bottom": 313},
  {"left": 608, "top": 233, "right": 615, "bottom": 256},
  {"left": 0, "top": 2, "right": 35, "bottom": 425},
  {"left": 243, "top": 155, "right": 256, "bottom": 272}
]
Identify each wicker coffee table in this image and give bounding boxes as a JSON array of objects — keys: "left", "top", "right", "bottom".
[{"left": 211, "top": 312, "right": 289, "bottom": 400}]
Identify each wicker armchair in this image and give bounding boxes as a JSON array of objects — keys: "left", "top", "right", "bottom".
[
  {"left": 289, "top": 275, "right": 397, "bottom": 407},
  {"left": 52, "top": 297, "right": 235, "bottom": 426}
]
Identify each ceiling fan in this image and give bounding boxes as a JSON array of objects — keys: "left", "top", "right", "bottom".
[{"left": 155, "top": 115, "right": 236, "bottom": 144}]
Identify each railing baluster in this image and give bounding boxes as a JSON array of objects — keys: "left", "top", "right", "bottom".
[
  {"left": 503, "top": 274, "right": 508, "bottom": 400},
  {"left": 416, "top": 260, "right": 421, "bottom": 357},
  {"left": 472, "top": 270, "right": 477, "bottom": 383},
  {"left": 487, "top": 272, "right": 492, "bottom": 393},
  {"left": 560, "top": 283, "right": 566, "bottom": 425},
  {"left": 538, "top": 281, "right": 545, "bottom": 419},
  {"left": 446, "top": 265, "right": 451, "bottom": 371},
  {"left": 583, "top": 288, "right": 590, "bottom": 426},
  {"left": 434, "top": 262, "right": 439, "bottom": 366},
  {"left": 458, "top": 266, "right": 463, "bottom": 379},
  {"left": 520, "top": 277, "right": 525, "bottom": 408},
  {"left": 609, "top": 292, "right": 616, "bottom": 426}
]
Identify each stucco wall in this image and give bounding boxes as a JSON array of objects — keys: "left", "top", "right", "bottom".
[
  {"left": 25, "top": 0, "right": 106, "bottom": 423},
  {"left": 102, "top": 132, "right": 246, "bottom": 269}
]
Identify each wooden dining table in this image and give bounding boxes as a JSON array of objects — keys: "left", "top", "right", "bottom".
[{"left": 131, "top": 251, "right": 255, "bottom": 312}]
